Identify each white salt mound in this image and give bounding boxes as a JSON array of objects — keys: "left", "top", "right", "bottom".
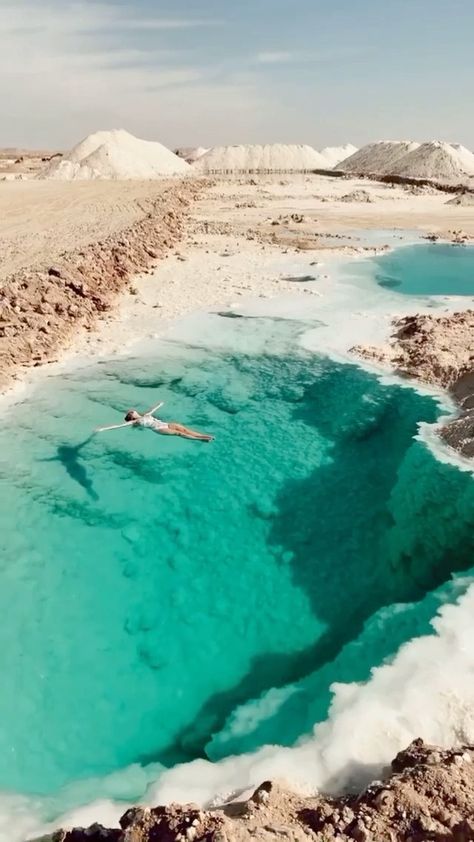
[
  {"left": 40, "top": 129, "right": 190, "bottom": 180},
  {"left": 193, "top": 144, "right": 328, "bottom": 173},
  {"left": 337, "top": 141, "right": 420, "bottom": 175},
  {"left": 319, "top": 144, "right": 358, "bottom": 167},
  {"left": 391, "top": 141, "right": 474, "bottom": 181},
  {"left": 175, "top": 146, "right": 209, "bottom": 163}
]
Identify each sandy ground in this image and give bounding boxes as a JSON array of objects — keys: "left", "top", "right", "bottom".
[
  {"left": 62, "top": 174, "right": 474, "bottom": 360},
  {"left": 1, "top": 171, "right": 474, "bottom": 397},
  {"left": 0, "top": 146, "right": 60, "bottom": 181},
  {"left": 199, "top": 174, "right": 474, "bottom": 235},
  {"left": 0, "top": 179, "right": 180, "bottom": 277}
]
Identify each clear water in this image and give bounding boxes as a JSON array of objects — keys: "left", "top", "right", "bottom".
[
  {"left": 373, "top": 243, "right": 474, "bottom": 296},
  {"left": 1, "top": 313, "right": 474, "bottom": 806}
]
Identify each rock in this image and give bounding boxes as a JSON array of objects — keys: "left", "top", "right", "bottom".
[
  {"left": 251, "top": 781, "right": 273, "bottom": 805},
  {"left": 349, "top": 819, "right": 371, "bottom": 841},
  {"left": 64, "top": 824, "right": 119, "bottom": 841},
  {"left": 392, "top": 738, "right": 433, "bottom": 772},
  {"left": 446, "top": 192, "right": 474, "bottom": 207},
  {"left": 48, "top": 266, "right": 63, "bottom": 278},
  {"left": 340, "top": 190, "right": 372, "bottom": 203},
  {"left": 452, "top": 818, "right": 474, "bottom": 841},
  {"left": 353, "top": 311, "right": 474, "bottom": 458}
]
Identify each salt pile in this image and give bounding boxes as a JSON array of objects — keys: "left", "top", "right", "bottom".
[
  {"left": 337, "top": 141, "right": 420, "bottom": 175},
  {"left": 193, "top": 144, "right": 328, "bottom": 173},
  {"left": 391, "top": 142, "right": 474, "bottom": 181},
  {"left": 319, "top": 143, "right": 358, "bottom": 167},
  {"left": 41, "top": 129, "right": 190, "bottom": 180},
  {"left": 175, "top": 146, "right": 209, "bottom": 163}
]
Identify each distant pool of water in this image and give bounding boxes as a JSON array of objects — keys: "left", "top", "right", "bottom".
[{"left": 374, "top": 243, "right": 474, "bottom": 296}]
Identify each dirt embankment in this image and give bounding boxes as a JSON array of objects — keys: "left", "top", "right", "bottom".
[
  {"left": 0, "top": 179, "right": 204, "bottom": 391},
  {"left": 353, "top": 310, "right": 474, "bottom": 456},
  {"left": 38, "top": 740, "right": 474, "bottom": 842}
]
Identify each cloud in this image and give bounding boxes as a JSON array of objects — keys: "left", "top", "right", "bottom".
[
  {"left": 0, "top": 0, "right": 263, "bottom": 148},
  {"left": 255, "top": 47, "right": 372, "bottom": 65},
  {"left": 256, "top": 52, "right": 294, "bottom": 64},
  {"left": 122, "top": 18, "right": 223, "bottom": 31}
]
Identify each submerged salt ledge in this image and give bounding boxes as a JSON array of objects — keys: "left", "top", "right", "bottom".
[{"left": 3, "top": 244, "right": 474, "bottom": 842}]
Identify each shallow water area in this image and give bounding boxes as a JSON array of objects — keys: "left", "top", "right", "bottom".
[
  {"left": 1, "top": 243, "right": 474, "bottom": 840},
  {"left": 371, "top": 242, "right": 474, "bottom": 296}
]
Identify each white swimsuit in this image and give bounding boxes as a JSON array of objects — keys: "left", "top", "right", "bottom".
[{"left": 137, "top": 414, "right": 170, "bottom": 433}]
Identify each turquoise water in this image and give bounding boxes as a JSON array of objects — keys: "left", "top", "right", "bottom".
[
  {"left": 1, "top": 313, "right": 474, "bottom": 804},
  {"left": 374, "top": 243, "right": 474, "bottom": 295}
]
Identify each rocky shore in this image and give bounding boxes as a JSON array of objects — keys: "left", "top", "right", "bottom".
[
  {"left": 353, "top": 310, "right": 474, "bottom": 457},
  {"left": 37, "top": 740, "right": 474, "bottom": 842},
  {"left": 0, "top": 179, "right": 204, "bottom": 392}
]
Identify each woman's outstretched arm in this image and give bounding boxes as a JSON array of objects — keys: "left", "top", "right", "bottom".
[
  {"left": 94, "top": 421, "right": 135, "bottom": 433},
  {"left": 144, "top": 401, "right": 164, "bottom": 416}
]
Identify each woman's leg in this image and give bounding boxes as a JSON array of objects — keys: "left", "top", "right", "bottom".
[{"left": 168, "top": 423, "right": 213, "bottom": 441}]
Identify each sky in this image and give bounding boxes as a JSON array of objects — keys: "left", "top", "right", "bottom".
[{"left": 1, "top": 0, "right": 474, "bottom": 150}]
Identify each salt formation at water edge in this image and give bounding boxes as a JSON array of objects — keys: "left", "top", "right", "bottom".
[
  {"left": 193, "top": 144, "right": 328, "bottom": 173},
  {"left": 175, "top": 146, "right": 210, "bottom": 163},
  {"left": 337, "top": 141, "right": 420, "bottom": 175},
  {"left": 391, "top": 141, "right": 474, "bottom": 182},
  {"left": 40, "top": 129, "right": 191, "bottom": 180},
  {"left": 319, "top": 143, "right": 358, "bottom": 167}
]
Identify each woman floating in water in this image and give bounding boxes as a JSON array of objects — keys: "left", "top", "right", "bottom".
[{"left": 95, "top": 402, "right": 213, "bottom": 442}]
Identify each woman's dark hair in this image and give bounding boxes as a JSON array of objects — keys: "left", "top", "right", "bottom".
[{"left": 125, "top": 410, "right": 138, "bottom": 422}]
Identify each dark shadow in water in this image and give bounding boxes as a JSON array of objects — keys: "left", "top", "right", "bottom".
[
  {"left": 133, "top": 361, "right": 474, "bottom": 769},
  {"left": 270, "top": 363, "right": 474, "bottom": 620},
  {"left": 375, "top": 273, "right": 402, "bottom": 289},
  {"left": 39, "top": 435, "right": 98, "bottom": 501},
  {"left": 105, "top": 449, "right": 165, "bottom": 485},
  {"left": 136, "top": 634, "right": 347, "bottom": 768}
]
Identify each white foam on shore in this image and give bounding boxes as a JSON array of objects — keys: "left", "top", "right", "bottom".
[{"left": 3, "top": 238, "right": 474, "bottom": 842}]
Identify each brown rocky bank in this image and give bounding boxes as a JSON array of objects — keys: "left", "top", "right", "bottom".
[
  {"left": 36, "top": 741, "right": 474, "bottom": 842},
  {"left": 0, "top": 179, "right": 205, "bottom": 392},
  {"left": 353, "top": 310, "right": 474, "bottom": 457}
]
